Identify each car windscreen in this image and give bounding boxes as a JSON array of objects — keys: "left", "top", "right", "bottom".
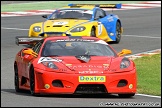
[
  {"left": 41, "top": 40, "right": 116, "bottom": 57},
  {"left": 49, "top": 9, "right": 93, "bottom": 20}
]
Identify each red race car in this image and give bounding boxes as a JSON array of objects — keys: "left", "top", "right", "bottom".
[{"left": 14, "top": 36, "right": 137, "bottom": 97}]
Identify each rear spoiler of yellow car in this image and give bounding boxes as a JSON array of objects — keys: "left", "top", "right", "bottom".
[
  {"left": 68, "top": 3, "right": 122, "bottom": 9},
  {"left": 15, "top": 36, "right": 43, "bottom": 46}
]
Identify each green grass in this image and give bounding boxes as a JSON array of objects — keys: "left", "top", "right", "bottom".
[
  {"left": 1, "top": 1, "right": 144, "bottom": 12},
  {"left": 133, "top": 54, "right": 161, "bottom": 96}
]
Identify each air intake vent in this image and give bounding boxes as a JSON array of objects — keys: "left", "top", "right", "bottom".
[
  {"left": 52, "top": 80, "right": 64, "bottom": 88},
  {"left": 75, "top": 84, "right": 107, "bottom": 94},
  {"left": 117, "top": 79, "right": 128, "bottom": 87},
  {"left": 53, "top": 25, "right": 63, "bottom": 27}
]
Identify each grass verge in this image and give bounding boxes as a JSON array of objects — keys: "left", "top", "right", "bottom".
[{"left": 133, "top": 53, "right": 161, "bottom": 96}]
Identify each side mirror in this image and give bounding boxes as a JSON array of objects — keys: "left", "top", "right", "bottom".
[
  {"left": 42, "top": 15, "right": 47, "bottom": 18},
  {"left": 118, "top": 49, "right": 132, "bottom": 57},
  {"left": 23, "top": 49, "right": 38, "bottom": 57}
]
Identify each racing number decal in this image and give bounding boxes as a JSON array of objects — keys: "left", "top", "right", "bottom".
[{"left": 98, "top": 22, "right": 102, "bottom": 36}]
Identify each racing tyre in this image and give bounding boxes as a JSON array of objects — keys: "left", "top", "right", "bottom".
[
  {"left": 30, "top": 68, "right": 37, "bottom": 96},
  {"left": 90, "top": 27, "right": 96, "bottom": 37},
  {"left": 14, "top": 65, "right": 22, "bottom": 92},
  {"left": 115, "top": 21, "right": 121, "bottom": 43},
  {"left": 118, "top": 93, "right": 135, "bottom": 98}
]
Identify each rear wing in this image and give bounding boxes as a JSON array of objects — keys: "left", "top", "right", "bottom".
[
  {"left": 15, "top": 36, "right": 43, "bottom": 46},
  {"left": 68, "top": 3, "right": 122, "bottom": 9}
]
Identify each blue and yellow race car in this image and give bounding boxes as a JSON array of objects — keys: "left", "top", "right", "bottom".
[{"left": 29, "top": 4, "right": 123, "bottom": 43}]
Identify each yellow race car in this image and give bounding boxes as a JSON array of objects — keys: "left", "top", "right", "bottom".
[{"left": 29, "top": 4, "right": 123, "bottom": 43}]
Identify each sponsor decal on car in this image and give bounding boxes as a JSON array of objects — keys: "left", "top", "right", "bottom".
[
  {"left": 38, "top": 57, "right": 62, "bottom": 64},
  {"left": 79, "top": 76, "right": 106, "bottom": 82}
]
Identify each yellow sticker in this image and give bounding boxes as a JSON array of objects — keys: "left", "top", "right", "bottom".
[
  {"left": 66, "top": 64, "right": 72, "bottom": 66},
  {"left": 44, "top": 84, "right": 50, "bottom": 89},
  {"left": 66, "top": 42, "right": 72, "bottom": 47},
  {"left": 79, "top": 76, "right": 106, "bottom": 82},
  {"left": 103, "top": 64, "right": 109, "bottom": 66}
]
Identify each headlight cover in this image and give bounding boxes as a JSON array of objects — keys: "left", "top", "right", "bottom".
[
  {"left": 120, "top": 58, "right": 130, "bottom": 69},
  {"left": 33, "top": 26, "right": 41, "bottom": 32},
  {"left": 70, "top": 26, "right": 86, "bottom": 32},
  {"left": 42, "top": 61, "right": 58, "bottom": 69}
]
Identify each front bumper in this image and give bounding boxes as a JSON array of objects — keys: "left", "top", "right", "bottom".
[{"left": 34, "top": 68, "right": 137, "bottom": 94}]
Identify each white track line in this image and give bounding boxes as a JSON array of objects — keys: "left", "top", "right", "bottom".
[
  {"left": 1, "top": 27, "right": 28, "bottom": 31},
  {"left": 1, "top": 27, "right": 161, "bottom": 39},
  {"left": 136, "top": 94, "right": 161, "bottom": 98},
  {"left": 123, "top": 35, "right": 161, "bottom": 39}
]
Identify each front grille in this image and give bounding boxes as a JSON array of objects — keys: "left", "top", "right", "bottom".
[
  {"left": 39, "top": 32, "right": 71, "bottom": 37},
  {"left": 46, "top": 32, "right": 63, "bottom": 37},
  {"left": 47, "top": 33, "right": 62, "bottom": 36},
  {"left": 75, "top": 84, "right": 107, "bottom": 94},
  {"left": 52, "top": 25, "right": 63, "bottom": 27}
]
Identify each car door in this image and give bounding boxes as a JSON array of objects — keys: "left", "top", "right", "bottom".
[
  {"left": 94, "top": 8, "right": 109, "bottom": 36},
  {"left": 17, "top": 49, "right": 28, "bottom": 77}
]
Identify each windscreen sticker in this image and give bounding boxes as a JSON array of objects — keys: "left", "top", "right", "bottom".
[
  {"left": 66, "top": 42, "right": 72, "bottom": 46},
  {"left": 38, "top": 57, "right": 62, "bottom": 64},
  {"left": 60, "top": 10, "right": 83, "bottom": 12},
  {"left": 94, "top": 40, "right": 108, "bottom": 45},
  {"left": 56, "top": 39, "right": 95, "bottom": 42},
  {"left": 60, "top": 9, "right": 93, "bottom": 14},
  {"left": 82, "top": 10, "right": 93, "bottom": 14}
]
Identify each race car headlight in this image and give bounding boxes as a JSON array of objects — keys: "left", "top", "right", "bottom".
[
  {"left": 33, "top": 26, "right": 41, "bottom": 32},
  {"left": 70, "top": 26, "right": 86, "bottom": 32},
  {"left": 42, "top": 61, "right": 58, "bottom": 69},
  {"left": 120, "top": 58, "right": 130, "bottom": 69}
]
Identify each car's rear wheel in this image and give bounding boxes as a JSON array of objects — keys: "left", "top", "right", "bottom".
[
  {"left": 14, "top": 65, "right": 21, "bottom": 92},
  {"left": 115, "top": 21, "right": 121, "bottom": 43},
  {"left": 118, "top": 93, "right": 135, "bottom": 98},
  {"left": 90, "top": 27, "right": 96, "bottom": 37}
]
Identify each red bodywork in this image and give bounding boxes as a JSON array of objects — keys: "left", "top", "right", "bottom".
[{"left": 14, "top": 36, "right": 137, "bottom": 95}]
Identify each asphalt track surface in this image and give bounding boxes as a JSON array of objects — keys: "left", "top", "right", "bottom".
[{"left": 1, "top": 8, "right": 161, "bottom": 107}]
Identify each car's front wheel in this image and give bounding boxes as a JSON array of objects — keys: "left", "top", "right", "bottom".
[
  {"left": 115, "top": 21, "right": 121, "bottom": 43},
  {"left": 14, "top": 65, "right": 21, "bottom": 92},
  {"left": 118, "top": 93, "right": 135, "bottom": 98},
  {"left": 30, "top": 68, "right": 37, "bottom": 96},
  {"left": 90, "top": 27, "right": 96, "bottom": 37}
]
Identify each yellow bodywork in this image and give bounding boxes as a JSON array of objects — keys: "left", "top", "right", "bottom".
[
  {"left": 28, "top": 19, "right": 113, "bottom": 42},
  {"left": 28, "top": 6, "right": 122, "bottom": 42}
]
